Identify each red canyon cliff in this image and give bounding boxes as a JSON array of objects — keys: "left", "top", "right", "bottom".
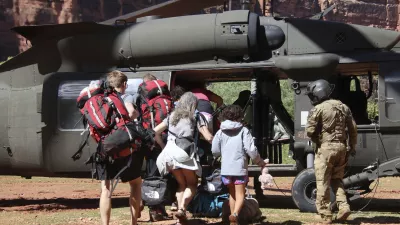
[{"left": 0, "top": 0, "right": 399, "bottom": 61}]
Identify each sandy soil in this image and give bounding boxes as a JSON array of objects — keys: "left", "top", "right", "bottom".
[{"left": 0, "top": 176, "right": 399, "bottom": 224}]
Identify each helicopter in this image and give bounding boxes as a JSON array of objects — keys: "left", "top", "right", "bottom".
[{"left": 0, "top": 0, "right": 400, "bottom": 213}]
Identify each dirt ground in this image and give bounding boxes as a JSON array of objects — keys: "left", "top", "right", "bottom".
[{"left": 0, "top": 176, "right": 399, "bottom": 225}]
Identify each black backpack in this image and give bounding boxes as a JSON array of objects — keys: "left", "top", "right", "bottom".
[{"left": 199, "top": 157, "right": 228, "bottom": 195}]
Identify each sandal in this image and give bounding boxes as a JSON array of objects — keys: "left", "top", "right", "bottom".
[
  {"left": 175, "top": 209, "right": 188, "bottom": 225},
  {"left": 229, "top": 213, "right": 238, "bottom": 225}
]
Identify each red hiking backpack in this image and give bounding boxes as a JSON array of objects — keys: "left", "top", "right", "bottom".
[
  {"left": 72, "top": 81, "right": 156, "bottom": 197},
  {"left": 76, "top": 80, "right": 105, "bottom": 109},
  {"left": 72, "top": 81, "right": 152, "bottom": 161},
  {"left": 138, "top": 80, "right": 173, "bottom": 129}
]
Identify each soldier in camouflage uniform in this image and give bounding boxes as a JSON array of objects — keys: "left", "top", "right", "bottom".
[{"left": 305, "top": 79, "right": 357, "bottom": 224}]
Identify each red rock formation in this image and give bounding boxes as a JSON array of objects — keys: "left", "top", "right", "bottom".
[{"left": 0, "top": 0, "right": 400, "bottom": 61}]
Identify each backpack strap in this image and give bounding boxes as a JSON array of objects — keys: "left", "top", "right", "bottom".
[
  {"left": 105, "top": 96, "right": 133, "bottom": 141},
  {"left": 71, "top": 127, "right": 90, "bottom": 161},
  {"left": 109, "top": 151, "right": 133, "bottom": 197},
  {"left": 149, "top": 160, "right": 159, "bottom": 177},
  {"left": 192, "top": 111, "right": 200, "bottom": 158},
  {"left": 153, "top": 80, "right": 163, "bottom": 95},
  {"left": 140, "top": 94, "right": 155, "bottom": 129},
  {"left": 104, "top": 92, "right": 135, "bottom": 197}
]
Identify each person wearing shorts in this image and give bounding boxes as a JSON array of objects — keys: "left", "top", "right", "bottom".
[
  {"left": 211, "top": 105, "right": 267, "bottom": 225},
  {"left": 95, "top": 70, "right": 143, "bottom": 225},
  {"left": 221, "top": 175, "right": 249, "bottom": 186}
]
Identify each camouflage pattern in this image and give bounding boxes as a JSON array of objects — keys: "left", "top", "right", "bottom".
[{"left": 306, "top": 99, "right": 357, "bottom": 219}]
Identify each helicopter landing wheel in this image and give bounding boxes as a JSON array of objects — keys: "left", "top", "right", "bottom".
[{"left": 292, "top": 168, "right": 336, "bottom": 212}]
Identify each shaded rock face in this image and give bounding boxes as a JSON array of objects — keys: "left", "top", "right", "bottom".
[
  {"left": 262, "top": 0, "right": 400, "bottom": 30},
  {"left": 0, "top": 0, "right": 399, "bottom": 61}
]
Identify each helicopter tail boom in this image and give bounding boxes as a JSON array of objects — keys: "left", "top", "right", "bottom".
[{"left": 11, "top": 22, "right": 116, "bottom": 46}]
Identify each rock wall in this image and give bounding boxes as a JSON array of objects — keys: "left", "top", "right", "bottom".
[
  {"left": 0, "top": 0, "right": 399, "bottom": 61},
  {"left": 0, "top": 0, "right": 163, "bottom": 60},
  {"left": 262, "top": 0, "right": 400, "bottom": 30}
]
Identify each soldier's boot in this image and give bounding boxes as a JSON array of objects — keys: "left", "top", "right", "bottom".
[{"left": 336, "top": 207, "right": 351, "bottom": 221}]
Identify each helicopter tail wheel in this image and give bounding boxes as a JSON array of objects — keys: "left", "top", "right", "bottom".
[{"left": 291, "top": 168, "right": 336, "bottom": 212}]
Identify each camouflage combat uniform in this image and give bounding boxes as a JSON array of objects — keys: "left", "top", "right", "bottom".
[{"left": 306, "top": 99, "right": 357, "bottom": 220}]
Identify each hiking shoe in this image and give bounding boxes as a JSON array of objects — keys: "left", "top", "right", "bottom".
[
  {"left": 336, "top": 208, "right": 351, "bottom": 221},
  {"left": 229, "top": 213, "right": 238, "bottom": 225},
  {"left": 171, "top": 202, "right": 178, "bottom": 211},
  {"left": 175, "top": 209, "right": 188, "bottom": 225},
  {"left": 149, "top": 209, "right": 170, "bottom": 222}
]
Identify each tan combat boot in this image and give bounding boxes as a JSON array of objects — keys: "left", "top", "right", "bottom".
[{"left": 336, "top": 207, "right": 351, "bottom": 221}]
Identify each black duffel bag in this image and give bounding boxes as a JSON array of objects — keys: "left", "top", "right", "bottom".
[{"left": 141, "top": 176, "right": 168, "bottom": 206}]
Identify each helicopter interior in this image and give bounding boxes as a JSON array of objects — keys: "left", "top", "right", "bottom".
[{"left": 171, "top": 66, "right": 379, "bottom": 126}]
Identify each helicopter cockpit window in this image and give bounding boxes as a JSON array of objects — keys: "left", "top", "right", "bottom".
[{"left": 57, "top": 78, "right": 143, "bottom": 130}]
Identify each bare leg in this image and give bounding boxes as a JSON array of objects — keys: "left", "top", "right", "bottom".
[
  {"left": 227, "top": 183, "right": 236, "bottom": 216},
  {"left": 171, "top": 169, "right": 186, "bottom": 210},
  {"left": 128, "top": 177, "right": 142, "bottom": 225},
  {"left": 181, "top": 169, "right": 198, "bottom": 210},
  {"left": 233, "top": 184, "right": 246, "bottom": 215},
  {"left": 100, "top": 180, "right": 112, "bottom": 225}
]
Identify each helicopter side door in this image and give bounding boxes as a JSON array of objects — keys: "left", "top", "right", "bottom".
[{"left": 376, "top": 62, "right": 400, "bottom": 160}]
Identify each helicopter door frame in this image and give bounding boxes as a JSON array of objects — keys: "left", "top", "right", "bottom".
[{"left": 377, "top": 62, "right": 400, "bottom": 128}]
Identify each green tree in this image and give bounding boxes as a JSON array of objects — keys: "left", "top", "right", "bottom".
[
  {"left": 208, "top": 81, "right": 250, "bottom": 104},
  {"left": 208, "top": 80, "right": 295, "bottom": 118},
  {"left": 280, "top": 80, "right": 294, "bottom": 118}
]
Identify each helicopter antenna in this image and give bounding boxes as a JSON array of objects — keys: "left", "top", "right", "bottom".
[{"left": 308, "top": 3, "right": 336, "bottom": 20}]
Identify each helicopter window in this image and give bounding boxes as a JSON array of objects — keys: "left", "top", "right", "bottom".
[
  {"left": 57, "top": 78, "right": 143, "bottom": 130},
  {"left": 58, "top": 80, "right": 91, "bottom": 130},
  {"left": 334, "top": 75, "right": 378, "bottom": 125}
]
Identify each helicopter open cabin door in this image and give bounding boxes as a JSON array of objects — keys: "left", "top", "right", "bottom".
[
  {"left": 46, "top": 71, "right": 171, "bottom": 175},
  {"left": 378, "top": 62, "right": 400, "bottom": 127},
  {"left": 373, "top": 62, "right": 400, "bottom": 161}
]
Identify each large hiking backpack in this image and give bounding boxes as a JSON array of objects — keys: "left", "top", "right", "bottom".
[
  {"left": 138, "top": 80, "right": 173, "bottom": 129},
  {"left": 72, "top": 81, "right": 154, "bottom": 161},
  {"left": 72, "top": 81, "right": 155, "bottom": 197}
]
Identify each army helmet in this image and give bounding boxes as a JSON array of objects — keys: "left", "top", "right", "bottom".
[{"left": 305, "top": 79, "right": 335, "bottom": 105}]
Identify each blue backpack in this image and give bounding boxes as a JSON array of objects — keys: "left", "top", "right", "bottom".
[{"left": 187, "top": 192, "right": 229, "bottom": 217}]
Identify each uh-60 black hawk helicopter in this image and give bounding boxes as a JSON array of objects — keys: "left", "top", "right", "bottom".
[{"left": 1, "top": 0, "right": 400, "bottom": 213}]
